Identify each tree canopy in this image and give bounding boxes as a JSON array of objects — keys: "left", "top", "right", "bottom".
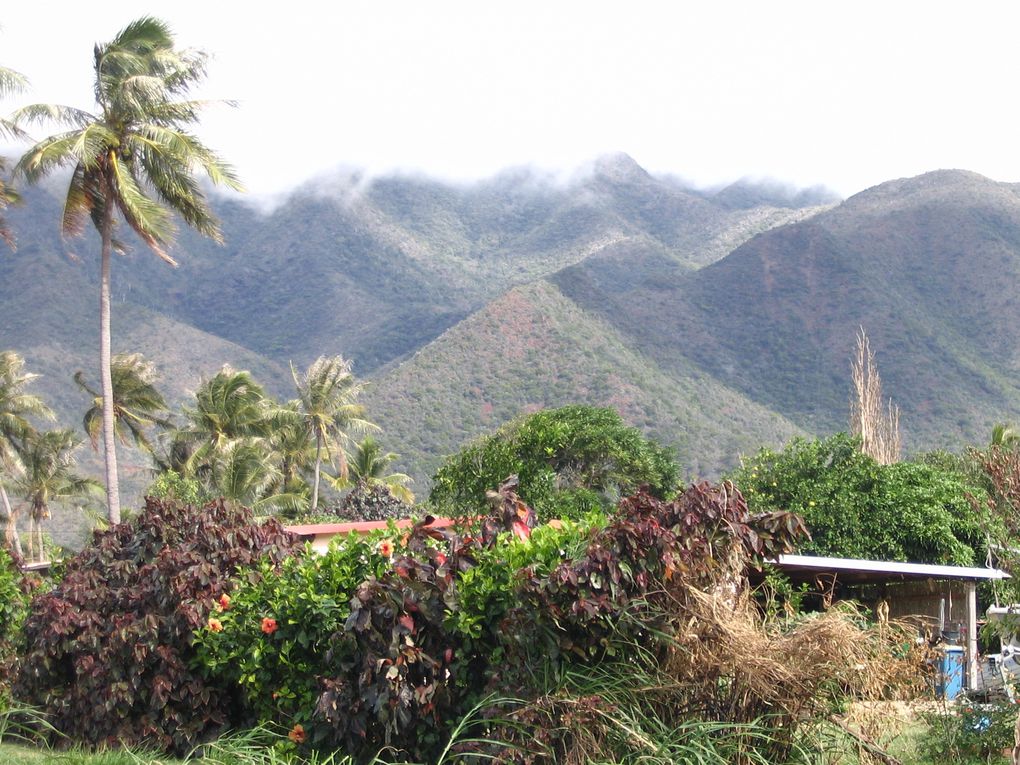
[
  {"left": 429, "top": 405, "right": 680, "bottom": 520},
  {"left": 731, "top": 432, "right": 988, "bottom": 565}
]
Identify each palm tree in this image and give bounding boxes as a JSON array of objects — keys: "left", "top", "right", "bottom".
[
  {"left": 175, "top": 367, "right": 273, "bottom": 486},
  {"left": 291, "top": 356, "right": 377, "bottom": 512},
  {"left": 0, "top": 351, "right": 53, "bottom": 555},
  {"left": 75, "top": 352, "right": 171, "bottom": 454},
  {"left": 209, "top": 437, "right": 282, "bottom": 509},
  {"left": 991, "top": 423, "right": 1020, "bottom": 450},
  {"left": 12, "top": 428, "right": 99, "bottom": 562},
  {"left": 331, "top": 436, "right": 414, "bottom": 504},
  {"left": 0, "top": 64, "right": 28, "bottom": 248},
  {"left": 14, "top": 17, "right": 241, "bottom": 525},
  {"left": 266, "top": 403, "right": 314, "bottom": 493}
]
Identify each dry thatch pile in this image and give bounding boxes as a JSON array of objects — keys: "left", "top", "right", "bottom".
[{"left": 498, "top": 583, "right": 928, "bottom": 765}]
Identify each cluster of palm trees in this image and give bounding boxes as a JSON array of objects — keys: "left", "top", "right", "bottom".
[
  {"left": 152, "top": 355, "right": 385, "bottom": 513},
  {"left": 0, "top": 348, "right": 414, "bottom": 559},
  {"left": 0, "top": 351, "right": 99, "bottom": 561}
]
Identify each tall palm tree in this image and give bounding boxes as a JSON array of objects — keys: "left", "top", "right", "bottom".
[
  {"left": 12, "top": 428, "right": 99, "bottom": 562},
  {"left": 14, "top": 17, "right": 241, "bottom": 525},
  {"left": 0, "top": 64, "right": 28, "bottom": 248},
  {"left": 75, "top": 352, "right": 171, "bottom": 454},
  {"left": 291, "top": 356, "right": 377, "bottom": 512},
  {"left": 0, "top": 351, "right": 53, "bottom": 555}
]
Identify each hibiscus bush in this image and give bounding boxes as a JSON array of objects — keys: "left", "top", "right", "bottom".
[
  {"left": 13, "top": 497, "right": 299, "bottom": 753},
  {"left": 194, "top": 531, "right": 394, "bottom": 744}
]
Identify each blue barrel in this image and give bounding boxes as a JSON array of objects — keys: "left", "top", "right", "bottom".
[{"left": 938, "top": 645, "right": 965, "bottom": 700}]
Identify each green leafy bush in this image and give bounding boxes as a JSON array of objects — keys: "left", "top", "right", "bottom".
[
  {"left": 13, "top": 497, "right": 299, "bottom": 753},
  {"left": 194, "top": 532, "right": 393, "bottom": 743},
  {"left": 429, "top": 405, "right": 680, "bottom": 520},
  {"left": 732, "top": 433, "right": 987, "bottom": 564},
  {"left": 146, "top": 469, "right": 207, "bottom": 506},
  {"left": 192, "top": 480, "right": 805, "bottom": 763},
  {"left": 0, "top": 548, "right": 32, "bottom": 705},
  {"left": 922, "top": 701, "right": 1017, "bottom": 762}
]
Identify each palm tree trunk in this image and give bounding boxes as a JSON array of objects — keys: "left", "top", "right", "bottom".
[
  {"left": 311, "top": 432, "right": 322, "bottom": 512},
  {"left": 0, "top": 483, "right": 22, "bottom": 557},
  {"left": 100, "top": 184, "right": 121, "bottom": 526},
  {"left": 26, "top": 511, "right": 34, "bottom": 563}
]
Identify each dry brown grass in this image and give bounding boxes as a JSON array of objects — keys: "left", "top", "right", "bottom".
[{"left": 493, "top": 581, "right": 928, "bottom": 765}]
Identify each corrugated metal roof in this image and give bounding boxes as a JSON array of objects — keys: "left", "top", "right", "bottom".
[{"left": 775, "top": 554, "right": 1010, "bottom": 581}]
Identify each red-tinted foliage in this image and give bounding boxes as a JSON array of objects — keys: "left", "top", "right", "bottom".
[
  {"left": 510, "top": 481, "right": 808, "bottom": 662},
  {"left": 14, "top": 497, "right": 299, "bottom": 753},
  {"left": 316, "top": 482, "right": 535, "bottom": 759}
]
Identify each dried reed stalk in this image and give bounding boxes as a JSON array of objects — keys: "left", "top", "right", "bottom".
[{"left": 851, "top": 327, "right": 901, "bottom": 464}]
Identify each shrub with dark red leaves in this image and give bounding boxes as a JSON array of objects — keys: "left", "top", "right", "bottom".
[
  {"left": 315, "top": 483, "right": 538, "bottom": 760},
  {"left": 507, "top": 481, "right": 809, "bottom": 664},
  {"left": 13, "top": 497, "right": 299, "bottom": 753}
]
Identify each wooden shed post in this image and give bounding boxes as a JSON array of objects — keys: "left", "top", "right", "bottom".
[{"left": 966, "top": 580, "right": 978, "bottom": 691}]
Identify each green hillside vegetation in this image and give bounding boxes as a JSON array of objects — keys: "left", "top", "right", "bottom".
[
  {"left": 1, "top": 157, "right": 825, "bottom": 531},
  {"left": 362, "top": 279, "right": 804, "bottom": 489},
  {"left": 555, "top": 169, "right": 1020, "bottom": 452}
]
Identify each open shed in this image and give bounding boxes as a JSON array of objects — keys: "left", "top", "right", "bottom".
[{"left": 768, "top": 554, "right": 1010, "bottom": 691}]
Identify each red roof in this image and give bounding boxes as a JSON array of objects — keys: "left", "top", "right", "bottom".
[{"left": 284, "top": 517, "right": 459, "bottom": 537}]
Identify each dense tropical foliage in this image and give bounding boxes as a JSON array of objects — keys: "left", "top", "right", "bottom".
[{"left": 14, "top": 496, "right": 298, "bottom": 753}]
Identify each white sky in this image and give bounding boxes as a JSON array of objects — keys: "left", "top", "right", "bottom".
[{"left": 3, "top": 1, "right": 1020, "bottom": 200}]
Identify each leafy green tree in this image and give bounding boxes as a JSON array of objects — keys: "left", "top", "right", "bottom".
[
  {"left": 12, "top": 428, "right": 100, "bottom": 561},
  {"left": 0, "top": 351, "right": 53, "bottom": 555},
  {"left": 430, "top": 405, "right": 680, "bottom": 520},
  {"left": 291, "top": 356, "right": 376, "bottom": 512},
  {"left": 14, "top": 17, "right": 241, "bottom": 525},
  {"left": 330, "top": 435, "right": 414, "bottom": 504},
  {"left": 731, "top": 433, "right": 987, "bottom": 565},
  {"left": 74, "top": 352, "right": 171, "bottom": 454}
]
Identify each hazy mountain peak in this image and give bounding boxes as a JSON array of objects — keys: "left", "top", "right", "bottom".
[
  {"left": 589, "top": 152, "right": 652, "bottom": 184},
  {"left": 845, "top": 168, "right": 1008, "bottom": 210}
]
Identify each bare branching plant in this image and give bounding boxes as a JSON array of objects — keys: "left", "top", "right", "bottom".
[{"left": 850, "top": 327, "right": 901, "bottom": 464}]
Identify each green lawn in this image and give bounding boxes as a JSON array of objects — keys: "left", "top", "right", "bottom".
[{"left": 0, "top": 743, "right": 181, "bottom": 764}]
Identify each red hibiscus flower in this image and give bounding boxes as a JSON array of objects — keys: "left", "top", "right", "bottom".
[
  {"left": 261, "top": 617, "right": 278, "bottom": 635},
  {"left": 207, "top": 617, "right": 223, "bottom": 633},
  {"left": 288, "top": 723, "right": 306, "bottom": 743}
]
